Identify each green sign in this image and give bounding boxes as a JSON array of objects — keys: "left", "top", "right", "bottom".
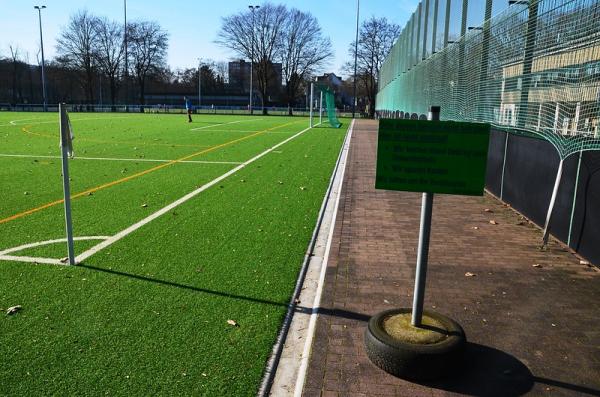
[{"left": 375, "top": 119, "right": 490, "bottom": 196}]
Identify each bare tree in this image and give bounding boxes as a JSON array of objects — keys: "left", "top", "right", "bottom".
[
  {"left": 214, "top": 61, "right": 228, "bottom": 85},
  {"left": 9, "top": 45, "right": 25, "bottom": 104},
  {"left": 217, "top": 3, "right": 288, "bottom": 114},
  {"left": 56, "top": 10, "right": 98, "bottom": 104},
  {"left": 346, "top": 17, "right": 400, "bottom": 117},
  {"left": 127, "top": 21, "right": 168, "bottom": 105},
  {"left": 93, "top": 17, "right": 125, "bottom": 106},
  {"left": 279, "top": 9, "right": 332, "bottom": 115}
]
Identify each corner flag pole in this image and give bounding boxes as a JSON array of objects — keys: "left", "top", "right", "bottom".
[{"left": 59, "top": 103, "right": 76, "bottom": 265}]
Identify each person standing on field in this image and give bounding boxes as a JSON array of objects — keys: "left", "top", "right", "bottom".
[{"left": 184, "top": 96, "right": 192, "bottom": 123}]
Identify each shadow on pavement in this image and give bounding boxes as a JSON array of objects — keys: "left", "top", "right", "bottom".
[{"left": 418, "top": 343, "right": 533, "bottom": 397}]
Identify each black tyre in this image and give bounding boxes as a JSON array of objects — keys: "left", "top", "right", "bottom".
[{"left": 364, "top": 308, "right": 466, "bottom": 380}]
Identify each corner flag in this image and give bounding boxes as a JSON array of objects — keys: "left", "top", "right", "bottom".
[
  {"left": 61, "top": 108, "right": 75, "bottom": 158},
  {"left": 59, "top": 104, "right": 76, "bottom": 265}
]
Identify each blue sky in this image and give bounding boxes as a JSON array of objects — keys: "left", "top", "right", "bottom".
[{"left": 0, "top": 0, "right": 420, "bottom": 78}]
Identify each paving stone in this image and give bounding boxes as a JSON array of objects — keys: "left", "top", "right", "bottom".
[{"left": 303, "top": 119, "right": 600, "bottom": 396}]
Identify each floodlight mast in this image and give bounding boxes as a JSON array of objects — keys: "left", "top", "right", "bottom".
[
  {"left": 34, "top": 5, "right": 47, "bottom": 112},
  {"left": 249, "top": 5, "right": 259, "bottom": 115},
  {"left": 198, "top": 58, "right": 202, "bottom": 108},
  {"left": 124, "top": 0, "right": 128, "bottom": 109},
  {"left": 352, "top": 0, "right": 360, "bottom": 118}
]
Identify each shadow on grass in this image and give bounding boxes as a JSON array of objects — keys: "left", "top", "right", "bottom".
[
  {"left": 77, "top": 265, "right": 600, "bottom": 396},
  {"left": 79, "top": 263, "right": 370, "bottom": 322}
]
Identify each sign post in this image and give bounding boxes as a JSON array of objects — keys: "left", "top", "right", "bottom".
[
  {"left": 59, "top": 103, "right": 75, "bottom": 265},
  {"left": 375, "top": 106, "right": 490, "bottom": 326},
  {"left": 411, "top": 107, "right": 439, "bottom": 326}
]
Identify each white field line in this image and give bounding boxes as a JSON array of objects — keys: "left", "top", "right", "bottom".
[
  {"left": 75, "top": 123, "right": 313, "bottom": 263},
  {"left": 3, "top": 115, "right": 135, "bottom": 127},
  {"left": 192, "top": 129, "right": 296, "bottom": 134},
  {"left": 0, "top": 255, "right": 64, "bottom": 265},
  {"left": 0, "top": 153, "right": 241, "bottom": 165},
  {"left": 0, "top": 236, "right": 109, "bottom": 256},
  {"left": 292, "top": 119, "right": 353, "bottom": 397},
  {"left": 190, "top": 118, "right": 263, "bottom": 131},
  {"left": 0, "top": 236, "right": 110, "bottom": 266}
]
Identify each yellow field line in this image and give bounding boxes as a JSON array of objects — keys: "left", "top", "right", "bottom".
[
  {"left": 20, "top": 126, "right": 210, "bottom": 149},
  {"left": 1, "top": 120, "right": 299, "bottom": 225}
]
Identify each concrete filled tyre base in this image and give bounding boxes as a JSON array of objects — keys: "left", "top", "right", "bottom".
[{"left": 364, "top": 308, "right": 467, "bottom": 381}]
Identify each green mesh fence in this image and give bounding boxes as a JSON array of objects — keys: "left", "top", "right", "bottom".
[
  {"left": 325, "top": 90, "right": 342, "bottom": 128},
  {"left": 376, "top": 0, "right": 600, "bottom": 160}
]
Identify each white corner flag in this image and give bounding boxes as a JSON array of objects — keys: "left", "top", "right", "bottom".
[
  {"left": 61, "top": 108, "right": 75, "bottom": 158},
  {"left": 59, "top": 104, "right": 76, "bottom": 265}
]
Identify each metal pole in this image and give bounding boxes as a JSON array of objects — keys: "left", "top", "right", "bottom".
[
  {"left": 568, "top": 145, "right": 584, "bottom": 247},
  {"left": 422, "top": 0, "right": 430, "bottom": 60},
  {"left": 416, "top": 3, "right": 422, "bottom": 63},
  {"left": 35, "top": 6, "right": 47, "bottom": 112},
  {"left": 352, "top": 0, "right": 360, "bottom": 118},
  {"left": 500, "top": 131, "right": 509, "bottom": 199},
  {"left": 249, "top": 5, "right": 259, "bottom": 115},
  {"left": 431, "top": 0, "right": 439, "bottom": 54},
  {"left": 59, "top": 104, "right": 75, "bottom": 265},
  {"left": 542, "top": 159, "right": 564, "bottom": 246},
  {"left": 411, "top": 106, "right": 440, "bottom": 327},
  {"left": 309, "top": 82, "right": 314, "bottom": 128},
  {"left": 198, "top": 59, "right": 202, "bottom": 108},
  {"left": 124, "top": 0, "right": 128, "bottom": 110},
  {"left": 443, "top": 0, "right": 451, "bottom": 47},
  {"left": 460, "top": 0, "right": 468, "bottom": 38},
  {"left": 319, "top": 91, "right": 323, "bottom": 125}
]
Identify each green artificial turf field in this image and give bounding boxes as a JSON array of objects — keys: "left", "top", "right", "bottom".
[{"left": 0, "top": 112, "right": 348, "bottom": 396}]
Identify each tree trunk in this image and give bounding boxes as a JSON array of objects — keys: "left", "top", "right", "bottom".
[
  {"left": 138, "top": 76, "right": 146, "bottom": 107},
  {"left": 109, "top": 78, "right": 117, "bottom": 110}
]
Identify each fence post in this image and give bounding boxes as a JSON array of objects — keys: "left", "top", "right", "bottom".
[{"left": 542, "top": 158, "right": 564, "bottom": 246}]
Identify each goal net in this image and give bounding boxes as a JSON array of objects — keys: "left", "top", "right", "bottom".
[{"left": 311, "top": 83, "right": 342, "bottom": 129}]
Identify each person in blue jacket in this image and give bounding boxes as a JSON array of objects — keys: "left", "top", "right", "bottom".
[{"left": 184, "top": 96, "right": 192, "bottom": 122}]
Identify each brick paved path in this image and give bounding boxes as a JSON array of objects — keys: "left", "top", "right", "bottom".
[{"left": 303, "top": 119, "right": 600, "bottom": 397}]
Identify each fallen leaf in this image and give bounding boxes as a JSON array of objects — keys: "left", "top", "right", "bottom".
[
  {"left": 532, "top": 264, "right": 542, "bottom": 268},
  {"left": 383, "top": 299, "right": 390, "bottom": 304},
  {"left": 489, "top": 220, "right": 498, "bottom": 225},
  {"left": 465, "top": 272, "right": 476, "bottom": 277},
  {"left": 484, "top": 208, "right": 493, "bottom": 213},
  {"left": 6, "top": 305, "right": 22, "bottom": 315},
  {"left": 227, "top": 319, "right": 239, "bottom": 327}
]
